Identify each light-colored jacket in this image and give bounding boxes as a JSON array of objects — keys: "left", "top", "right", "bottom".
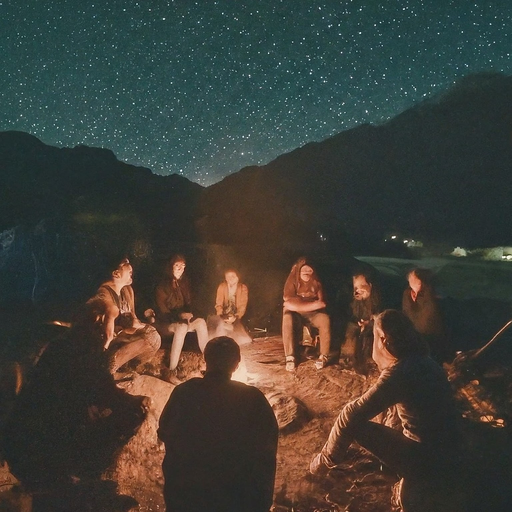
[{"left": 215, "top": 282, "right": 248, "bottom": 319}]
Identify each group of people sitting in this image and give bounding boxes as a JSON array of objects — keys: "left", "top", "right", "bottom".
[
  {"left": 91, "top": 251, "right": 448, "bottom": 387},
  {"left": 281, "top": 257, "right": 447, "bottom": 375},
  {"left": 89, "top": 253, "right": 252, "bottom": 384},
  {"left": 83, "top": 252, "right": 459, "bottom": 511}
]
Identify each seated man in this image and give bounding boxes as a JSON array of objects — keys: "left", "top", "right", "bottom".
[
  {"left": 342, "top": 271, "right": 381, "bottom": 374},
  {"left": 153, "top": 255, "right": 208, "bottom": 382},
  {"left": 158, "top": 336, "right": 279, "bottom": 512},
  {"left": 207, "top": 269, "right": 252, "bottom": 346},
  {"left": 92, "top": 255, "right": 161, "bottom": 373},
  {"left": 282, "top": 257, "right": 331, "bottom": 371},
  {"left": 310, "top": 310, "right": 463, "bottom": 512}
]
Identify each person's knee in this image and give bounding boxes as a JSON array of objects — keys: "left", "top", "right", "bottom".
[
  {"left": 146, "top": 328, "right": 161, "bottom": 351},
  {"left": 174, "top": 323, "right": 188, "bottom": 336},
  {"left": 192, "top": 317, "right": 207, "bottom": 330}
]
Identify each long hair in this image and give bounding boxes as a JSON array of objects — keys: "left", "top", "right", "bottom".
[
  {"left": 352, "top": 268, "right": 381, "bottom": 313},
  {"left": 375, "top": 309, "right": 429, "bottom": 359},
  {"left": 287, "top": 257, "right": 320, "bottom": 289}
]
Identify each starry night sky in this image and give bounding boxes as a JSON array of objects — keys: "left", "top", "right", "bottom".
[{"left": 1, "top": 1, "right": 510, "bottom": 185}]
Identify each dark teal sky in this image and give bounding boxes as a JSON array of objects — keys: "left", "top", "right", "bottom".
[{"left": 1, "top": 0, "right": 510, "bottom": 185}]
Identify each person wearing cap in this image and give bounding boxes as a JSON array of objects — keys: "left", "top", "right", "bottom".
[{"left": 158, "top": 336, "right": 278, "bottom": 512}]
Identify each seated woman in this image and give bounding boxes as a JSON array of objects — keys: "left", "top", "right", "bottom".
[
  {"left": 207, "top": 269, "right": 252, "bottom": 346},
  {"left": 402, "top": 268, "right": 448, "bottom": 363},
  {"left": 153, "top": 255, "right": 209, "bottom": 382},
  {"left": 282, "top": 257, "right": 331, "bottom": 371}
]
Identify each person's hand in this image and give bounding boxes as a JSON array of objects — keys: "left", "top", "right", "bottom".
[
  {"left": 223, "top": 314, "right": 236, "bottom": 324},
  {"left": 358, "top": 319, "right": 369, "bottom": 330},
  {"left": 132, "top": 318, "right": 145, "bottom": 330},
  {"left": 180, "top": 312, "right": 193, "bottom": 322},
  {"left": 309, "top": 452, "right": 329, "bottom": 476}
]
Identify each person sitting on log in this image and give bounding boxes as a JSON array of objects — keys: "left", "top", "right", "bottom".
[{"left": 151, "top": 254, "right": 209, "bottom": 383}]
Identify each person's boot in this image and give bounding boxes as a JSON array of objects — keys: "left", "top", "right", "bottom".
[{"left": 162, "top": 368, "right": 183, "bottom": 385}]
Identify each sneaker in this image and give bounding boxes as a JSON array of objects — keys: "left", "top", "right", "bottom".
[
  {"left": 162, "top": 368, "right": 183, "bottom": 386},
  {"left": 315, "top": 354, "right": 328, "bottom": 370},
  {"left": 285, "top": 356, "right": 296, "bottom": 372}
]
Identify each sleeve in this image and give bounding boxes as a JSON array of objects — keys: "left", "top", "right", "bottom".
[
  {"left": 321, "top": 366, "right": 404, "bottom": 465},
  {"left": 215, "top": 283, "right": 225, "bottom": 316},
  {"left": 246, "top": 389, "right": 279, "bottom": 512},
  {"left": 316, "top": 280, "right": 325, "bottom": 303},
  {"left": 155, "top": 284, "right": 170, "bottom": 314},
  {"left": 283, "top": 273, "right": 297, "bottom": 301},
  {"left": 236, "top": 284, "right": 249, "bottom": 319}
]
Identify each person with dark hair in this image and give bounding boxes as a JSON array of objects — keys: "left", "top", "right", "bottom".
[
  {"left": 158, "top": 336, "right": 278, "bottom": 512},
  {"left": 208, "top": 269, "right": 252, "bottom": 345},
  {"left": 282, "top": 257, "right": 331, "bottom": 371},
  {"left": 341, "top": 271, "right": 381, "bottom": 374},
  {"left": 152, "top": 255, "right": 209, "bottom": 382},
  {"left": 310, "top": 310, "right": 463, "bottom": 511},
  {"left": 402, "top": 268, "right": 448, "bottom": 362},
  {"left": 92, "top": 256, "right": 161, "bottom": 373}
]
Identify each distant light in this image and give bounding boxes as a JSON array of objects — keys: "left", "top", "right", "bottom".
[
  {"left": 391, "top": 235, "right": 397, "bottom": 240},
  {"left": 403, "top": 239, "right": 408, "bottom": 244}
]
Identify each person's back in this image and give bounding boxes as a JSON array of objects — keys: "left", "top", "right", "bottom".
[{"left": 158, "top": 337, "right": 278, "bottom": 512}]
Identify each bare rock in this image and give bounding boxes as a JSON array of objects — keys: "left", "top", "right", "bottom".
[
  {"left": 266, "top": 391, "right": 309, "bottom": 433},
  {"left": 106, "top": 374, "right": 173, "bottom": 511}
]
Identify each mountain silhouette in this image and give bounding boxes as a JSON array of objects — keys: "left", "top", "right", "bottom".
[{"left": 1, "top": 72, "right": 511, "bottom": 310}]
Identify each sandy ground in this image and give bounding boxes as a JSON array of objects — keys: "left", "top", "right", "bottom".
[{"left": 241, "top": 336, "right": 398, "bottom": 512}]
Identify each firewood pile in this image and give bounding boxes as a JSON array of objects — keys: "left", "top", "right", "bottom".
[{"left": 445, "top": 320, "right": 512, "bottom": 429}]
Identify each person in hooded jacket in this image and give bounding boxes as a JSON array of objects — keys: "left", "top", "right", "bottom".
[{"left": 282, "top": 257, "right": 331, "bottom": 371}]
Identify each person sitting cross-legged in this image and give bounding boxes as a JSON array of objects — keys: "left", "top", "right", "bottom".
[{"left": 207, "top": 269, "right": 252, "bottom": 346}]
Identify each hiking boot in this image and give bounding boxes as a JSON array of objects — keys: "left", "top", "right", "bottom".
[
  {"left": 315, "top": 354, "right": 328, "bottom": 370},
  {"left": 285, "top": 356, "right": 296, "bottom": 372},
  {"left": 162, "top": 368, "right": 183, "bottom": 386}
]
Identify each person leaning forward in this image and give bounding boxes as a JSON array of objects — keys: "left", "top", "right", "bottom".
[{"left": 310, "top": 309, "right": 465, "bottom": 512}]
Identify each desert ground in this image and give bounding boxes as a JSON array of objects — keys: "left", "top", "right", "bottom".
[{"left": 2, "top": 255, "right": 512, "bottom": 511}]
